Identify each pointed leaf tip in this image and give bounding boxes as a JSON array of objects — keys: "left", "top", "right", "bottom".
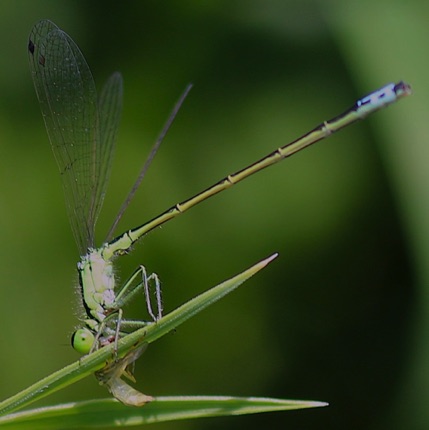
[{"left": 261, "top": 252, "right": 278, "bottom": 267}]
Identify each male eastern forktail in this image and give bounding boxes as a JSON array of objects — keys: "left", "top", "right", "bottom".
[{"left": 28, "top": 19, "right": 410, "bottom": 404}]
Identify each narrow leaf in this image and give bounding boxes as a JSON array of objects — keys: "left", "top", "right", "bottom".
[{"left": 0, "top": 395, "right": 327, "bottom": 429}]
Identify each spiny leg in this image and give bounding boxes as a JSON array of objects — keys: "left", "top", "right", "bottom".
[
  {"left": 88, "top": 314, "right": 119, "bottom": 354},
  {"left": 114, "top": 265, "right": 163, "bottom": 322},
  {"left": 95, "top": 266, "right": 163, "bottom": 358},
  {"left": 142, "top": 266, "right": 163, "bottom": 321},
  {"left": 113, "top": 308, "right": 123, "bottom": 356}
]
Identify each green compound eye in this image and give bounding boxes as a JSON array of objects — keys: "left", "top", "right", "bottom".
[{"left": 71, "top": 328, "right": 95, "bottom": 354}]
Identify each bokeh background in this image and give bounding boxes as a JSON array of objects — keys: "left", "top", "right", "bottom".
[{"left": 0, "top": 1, "right": 427, "bottom": 429}]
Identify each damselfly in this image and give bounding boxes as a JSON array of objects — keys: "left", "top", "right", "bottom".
[{"left": 28, "top": 19, "right": 411, "bottom": 404}]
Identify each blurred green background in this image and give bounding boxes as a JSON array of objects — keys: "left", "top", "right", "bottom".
[{"left": 0, "top": 1, "right": 426, "bottom": 429}]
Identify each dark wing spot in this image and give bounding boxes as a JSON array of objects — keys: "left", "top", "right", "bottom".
[{"left": 28, "top": 39, "right": 35, "bottom": 55}]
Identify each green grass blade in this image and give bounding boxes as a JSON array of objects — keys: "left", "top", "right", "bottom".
[
  {"left": 0, "top": 253, "right": 278, "bottom": 416},
  {"left": 0, "top": 395, "right": 327, "bottom": 429}
]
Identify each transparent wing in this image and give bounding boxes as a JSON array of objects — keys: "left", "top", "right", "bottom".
[
  {"left": 97, "top": 72, "right": 123, "bottom": 239},
  {"left": 28, "top": 20, "right": 122, "bottom": 253}
]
